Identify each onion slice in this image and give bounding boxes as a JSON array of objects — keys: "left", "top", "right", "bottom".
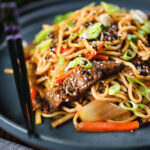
[{"left": 79, "top": 100, "right": 128, "bottom": 122}]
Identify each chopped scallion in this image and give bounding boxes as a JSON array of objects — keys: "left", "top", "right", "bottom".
[
  {"left": 53, "top": 12, "right": 73, "bottom": 24},
  {"left": 109, "top": 84, "right": 120, "bottom": 95},
  {"left": 120, "top": 101, "right": 145, "bottom": 113},
  {"left": 36, "top": 39, "right": 53, "bottom": 50},
  {"left": 127, "top": 77, "right": 150, "bottom": 101},
  {"left": 101, "top": 1, "right": 123, "bottom": 14},
  {"left": 33, "top": 28, "right": 54, "bottom": 43},
  {"left": 81, "top": 22, "right": 102, "bottom": 40},
  {"left": 66, "top": 57, "right": 93, "bottom": 70},
  {"left": 59, "top": 55, "right": 65, "bottom": 66},
  {"left": 129, "top": 41, "right": 138, "bottom": 50},
  {"left": 122, "top": 49, "right": 136, "bottom": 61},
  {"left": 127, "top": 34, "right": 138, "bottom": 42}
]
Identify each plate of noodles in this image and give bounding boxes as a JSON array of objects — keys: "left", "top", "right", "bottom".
[{"left": 1, "top": 0, "right": 150, "bottom": 149}]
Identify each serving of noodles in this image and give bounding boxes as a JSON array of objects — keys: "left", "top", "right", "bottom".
[{"left": 21, "top": 2, "right": 150, "bottom": 131}]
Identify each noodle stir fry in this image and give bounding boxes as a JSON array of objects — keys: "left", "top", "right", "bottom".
[{"left": 25, "top": 2, "right": 150, "bottom": 132}]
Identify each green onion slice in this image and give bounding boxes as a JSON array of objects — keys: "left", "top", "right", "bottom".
[
  {"left": 33, "top": 28, "right": 54, "bottom": 44},
  {"left": 129, "top": 41, "right": 138, "bottom": 50},
  {"left": 120, "top": 101, "right": 145, "bottom": 113},
  {"left": 81, "top": 22, "right": 102, "bottom": 40},
  {"left": 67, "top": 21, "right": 74, "bottom": 27},
  {"left": 53, "top": 12, "right": 73, "bottom": 24},
  {"left": 59, "top": 55, "right": 65, "bottom": 66},
  {"left": 141, "top": 23, "right": 150, "bottom": 34},
  {"left": 66, "top": 57, "right": 92, "bottom": 71},
  {"left": 127, "top": 77, "right": 150, "bottom": 101},
  {"left": 127, "top": 34, "right": 138, "bottom": 42},
  {"left": 101, "top": 1, "right": 123, "bottom": 14},
  {"left": 122, "top": 49, "right": 136, "bottom": 61},
  {"left": 109, "top": 83, "right": 121, "bottom": 95},
  {"left": 36, "top": 39, "right": 53, "bottom": 50},
  {"left": 137, "top": 30, "right": 146, "bottom": 36}
]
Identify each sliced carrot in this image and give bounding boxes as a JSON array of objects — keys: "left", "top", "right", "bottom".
[
  {"left": 87, "top": 52, "right": 97, "bottom": 60},
  {"left": 31, "top": 89, "right": 37, "bottom": 100},
  {"left": 87, "top": 42, "right": 105, "bottom": 60},
  {"left": 55, "top": 66, "right": 80, "bottom": 83},
  {"left": 97, "top": 42, "right": 105, "bottom": 53},
  {"left": 94, "top": 55, "right": 109, "bottom": 61},
  {"left": 31, "top": 89, "right": 38, "bottom": 111},
  {"left": 61, "top": 48, "right": 70, "bottom": 53},
  {"left": 76, "top": 121, "right": 139, "bottom": 132}
]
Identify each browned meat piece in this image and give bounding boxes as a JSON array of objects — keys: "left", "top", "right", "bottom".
[
  {"left": 124, "top": 58, "right": 150, "bottom": 76},
  {"left": 45, "top": 61, "right": 124, "bottom": 113},
  {"left": 32, "top": 97, "right": 50, "bottom": 113},
  {"left": 102, "top": 24, "right": 119, "bottom": 41},
  {"left": 132, "top": 58, "right": 150, "bottom": 76}
]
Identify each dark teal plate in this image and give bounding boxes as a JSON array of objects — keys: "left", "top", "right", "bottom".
[{"left": 0, "top": 0, "right": 150, "bottom": 149}]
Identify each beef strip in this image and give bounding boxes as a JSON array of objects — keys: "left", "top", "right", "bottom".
[
  {"left": 32, "top": 96, "right": 50, "bottom": 113},
  {"left": 102, "top": 24, "right": 119, "bottom": 41},
  {"left": 45, "top": 60, "right": 124, "bottom": 113},
  {"left": 132, "top": 58, "right": 150, "bottom": 76},
  {"left": 124, "top": 58, "right": 150, "bottom": 76},
  {"left": 124, "top": 57, "right": 150, "bottom": 76}
]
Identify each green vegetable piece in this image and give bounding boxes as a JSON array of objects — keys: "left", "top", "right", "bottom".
[
  {"left": 141, "top": 24, "right": 150, "bottom": 34},
  {"left": 120, "top": 101, "right": 145, "bottom": 113},
  {"left": 59, "top": 55, "right": 65, "bottom": 66},
  {"left": 101, "top": 1, "right": 123, "bottom": 14},
  {"left": 109, "top": 83, "right": 120, "bottom": 95},
  {"left": 127, "top": 34, "right": 138, "bottom": 42},
  {"left": 81, "top": 22, "right": 102, "bottom": 40},
  {"left": 53, "top": 12, "right": 73, "bottom": 24},
  {"left": 137, "top": 30, "right": 146, "bottom": 36},
  {"left": 122, "top": 49, "right": 136, "bottom": 61},
  {"left": 36, "top": 39, "right": 53, "bottom": 50},
  {"left": 33, "top": 28, "right": 54, "bottom": 43},
  {"left": 53, "top": 15, "right": 64, "bottom": 24},
  {"left": 67, "top": 21, "right": 74, "bottom": 27},
  {"left": 129, "top": 41, "right": 138, "bottom": 50},
  {"left": 68, "top": 57, "right": 93, "bottom": 69},
  {"left": 127, "top": 77, "right": 150, "bottom": 101}
]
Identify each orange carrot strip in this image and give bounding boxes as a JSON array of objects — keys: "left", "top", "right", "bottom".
[
  {"left": 55, "top": 66, "right": 80, "bottom": 83},
  {"left": 87, "top": 42, "right": 105, "bottom": 60},
  {"left": 76, "top": 121, "right": 139, "bottom": 132},
  {"left": 87, "top": 53, "right": 97, "bottom": 60},
  {"left": 31, "top": 89, "right": 38, "bottom": 111},
  {"left": 31, "top": 89, "right": 37, "bottom": 100},
  {"left": 61, "top": 48, "right": 70, "bottom": 53},
  {"left": 97, "top": 42, "right": 105, "bottom": 53},
  {"left": 94, "top": 55, "right": 109, "bottom": 61}
]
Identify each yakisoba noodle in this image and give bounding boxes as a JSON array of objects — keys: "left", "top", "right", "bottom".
[{"left": 25, "top": 2, "right": 150, "bottom": 131}]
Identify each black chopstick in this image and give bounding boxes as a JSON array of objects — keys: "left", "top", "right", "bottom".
[
  {"left": 15, "top": 32, "right": 36, "bottom": 135},
  {"left": 1, "top": 2, "right": 36, "bottom": 136},
  {"left": 5, "top": 25, "right": 31, "bottom": 134}
]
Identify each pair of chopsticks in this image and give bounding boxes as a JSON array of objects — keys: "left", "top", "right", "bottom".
[{"left": 0, "top": 2, "right": 36, "bottom": 136}]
